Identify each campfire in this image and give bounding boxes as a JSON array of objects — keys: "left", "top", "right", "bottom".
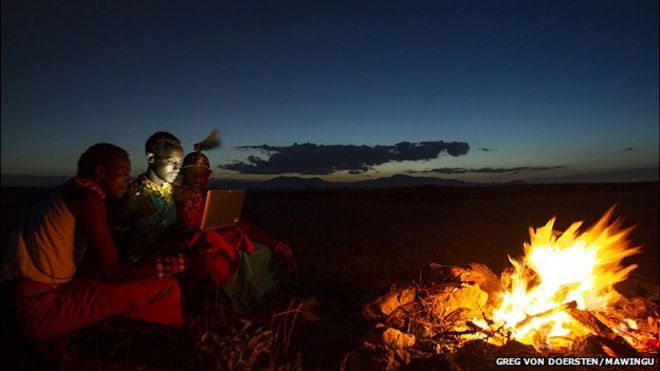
[{"left": 345, "top": 208, "right": 659, "bottom": 369}]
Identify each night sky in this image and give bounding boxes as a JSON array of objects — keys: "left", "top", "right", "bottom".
[{"left": 2, "top": 0, "right": 658, "bottom": 184}]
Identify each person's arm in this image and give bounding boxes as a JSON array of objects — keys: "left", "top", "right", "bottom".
[
  {"left": 68, "top": 190, "right": 153, "bottom": 283},
  {"left": 238, "top": 218, "right": 298, "bottom": 280},
  {"left": 238, "top": 218, "right": 277, "bottom": 247}
]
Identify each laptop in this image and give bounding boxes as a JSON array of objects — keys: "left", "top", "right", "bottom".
[{"left": 199, "top": 189, "right": 246, "bottom": 230}]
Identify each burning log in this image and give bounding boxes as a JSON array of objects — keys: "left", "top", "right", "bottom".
[
  {"left": 566, "top": 306, "right": 641, "bottom": 357},
  {"left": 580, "top": 336, "right": 640, "bottom": 358},
  {"left": 513, "top": 301, "right": 578, "bottom": 330},
  {"left": 567, "top": 306, "right": 617, "bottom": 339},
  {"left": 593, "top": 295, "right": 660, "bottom": 353}
]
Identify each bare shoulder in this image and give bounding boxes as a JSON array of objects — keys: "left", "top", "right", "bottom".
[{"left": 60, "top": 186, "right": 105, "bottom": 218}]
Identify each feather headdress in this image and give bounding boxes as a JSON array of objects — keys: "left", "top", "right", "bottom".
[
  {"left": 184, "top": 129, "right": 220, "bottom": 169},
  {"left": 193, "top": 129, "right": 220, "bottom": 152}
]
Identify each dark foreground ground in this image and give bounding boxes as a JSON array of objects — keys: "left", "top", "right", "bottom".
[{"left": 1, "top": 182, "right": 658, "bottom": 370}]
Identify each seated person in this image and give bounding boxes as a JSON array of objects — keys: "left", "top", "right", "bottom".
[
  {"left": 174, "top": 139, "right": 297, "bottom": 310},
  {"left": 109, "top": 131, "right": 236, "bottom": 296},
  {"left": 0, "top": 143, "right": 192, "bottom": 356},
  {"left": 109, "top": 131, "right": 184, "bottom": 262}
]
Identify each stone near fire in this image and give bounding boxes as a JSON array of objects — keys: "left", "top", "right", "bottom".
[
  {"left": 427, "top": 263, "right": 462, "bottom": 283},
  {"left": 382, "top": 328, "right": 416, "bottom": 349},
  {"left": 408, "top": 318, "right": 434, "bottom": 339},
  {"left": 430, "top": 283, "right": 488, "bottom": 322},
  {"left": 465, "top": 263, "right": 500, "bottom": 297},
  {"left": 362, "top": 326, "right": 416, "bottom": 351},
  {"left": 427, "top": 263, "right": 500, "bottom": 303},
  {"left": 362, "top": 285, "right": 416, "bottom": 321}
]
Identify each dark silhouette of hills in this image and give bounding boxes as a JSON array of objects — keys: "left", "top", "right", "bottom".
[
  {"left": 2, "top": 173, "right": 469, "bottom": 189},
  {"left": 503, "top": 179, "right": 528, "bottom": 185},
  {"left": 351, "top": 174, "right": 466, "bottom": 188},
  {"left": 1, "top": 174, "right": 70, "bottom": 187},
  {"left": 6, "top": 172, "right": 659, "bottom": 189},
  {"left": 209, "top": 174, "right": 467, "bottom": 189},
  {"left": 210, "top": 176, "right": 336, "bottom": 189}
]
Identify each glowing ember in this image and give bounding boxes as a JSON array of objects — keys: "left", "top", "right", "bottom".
[{"left": 492, "top": 207, "right": 642, "bottom": 350}]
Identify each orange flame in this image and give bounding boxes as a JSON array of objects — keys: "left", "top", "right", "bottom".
[{"left": 492, "top": 207, "right": 641, "bottom": 350}]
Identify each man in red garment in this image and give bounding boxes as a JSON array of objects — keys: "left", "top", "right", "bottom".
[{"left": 1, "top": 143, "right": 194, "bottom": 356}]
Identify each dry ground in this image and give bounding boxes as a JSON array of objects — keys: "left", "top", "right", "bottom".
[{"left": 1, "top": 182, "right": 658, "bottom": 369}]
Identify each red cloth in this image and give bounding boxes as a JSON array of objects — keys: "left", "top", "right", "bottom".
[
  {"left": 179, "top": 190, "right": 267, "bottom": 286},
  {"left": 178, "top": 190, "right": 256, "bottom": 255},
  {"left": 15, "top": 277, "right": 184, "bottom": 342},
  {"left": 186, "top": 228, "right": 254, "bottom": 286}
]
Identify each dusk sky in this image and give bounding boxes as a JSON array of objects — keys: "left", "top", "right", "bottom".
[{"left": 2, "top": 0, "right": 658, "bottom": 184}]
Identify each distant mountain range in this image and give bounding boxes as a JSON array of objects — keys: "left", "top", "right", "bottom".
[
  {"left": 3, "top": 172, "right": 655, "bottom": 189},
  {"left": 208, "top": 174, "right": 472, "bottom": 189},
  {"left": 3, "top": 166, "right": 657, "bottom": 188},
  {"left": 1, "top": 175, "right": 70, "bottom": 187},
  {"left": 2, "top": 173, "right": 494, "bottom": 189}
]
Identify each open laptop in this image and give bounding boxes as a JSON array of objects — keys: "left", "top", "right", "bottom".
[{"left": 199, "top": 189, "right": 246, "bottom": 230}]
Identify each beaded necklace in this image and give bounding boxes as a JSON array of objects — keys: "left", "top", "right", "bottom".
[
  {"left": 140, "top": 175, "right": 175, "bottom": 232},
  {"left": 70, "top": 177, "right": 106, "bottom": 199},
  {"left": 141, "top": 176, "right": 174, "bottom": 209}
]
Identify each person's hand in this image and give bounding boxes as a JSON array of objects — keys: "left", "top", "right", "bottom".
[
  {"left": 274, "top": 241, "right": 299, "bottom": 282},
  {"left": 186, "top": 231, "right": 240, "bottom": 285},
  {"left": 186, "top": 230, "right": 205, "bottom": 249}
]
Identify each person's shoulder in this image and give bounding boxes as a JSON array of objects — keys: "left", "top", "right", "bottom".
[
  {"left": 60, "top": 184, "right": 102, "bottom": 202},
  {"left": 60, "top": 184, "right": 105, "bottom": 217}
]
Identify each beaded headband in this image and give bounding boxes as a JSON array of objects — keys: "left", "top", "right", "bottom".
[{"left": 182, "top": 152, "right": 211, "bottom": 170}]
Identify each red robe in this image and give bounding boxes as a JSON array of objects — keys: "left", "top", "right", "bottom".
[{"left": 178, "top": 189, "right": 276, "bottom": 285}]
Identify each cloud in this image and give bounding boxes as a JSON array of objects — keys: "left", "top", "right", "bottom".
[
  {"left": 412, "top": 166, "right": 564, "bottom": 175},
  {"left": 220, "top": 141, "right": 470, "bottom": 175},
  {"left": 622, "top": 147, "right": 635, "bottom": 152},
  {"left": 478, "top": 147, "right": 495, "bottom": 152}
]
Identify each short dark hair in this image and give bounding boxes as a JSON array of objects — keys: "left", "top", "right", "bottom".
[
  {"left": 77, "top": 143, "right": 129, "bottom": 177},
  {"left": 145, "top": 131, "right": 182, "bottom": 155}
]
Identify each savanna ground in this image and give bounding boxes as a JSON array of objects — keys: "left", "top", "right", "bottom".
[{"left": 1, "top": 182, "right": 658, "bottom": 370}]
